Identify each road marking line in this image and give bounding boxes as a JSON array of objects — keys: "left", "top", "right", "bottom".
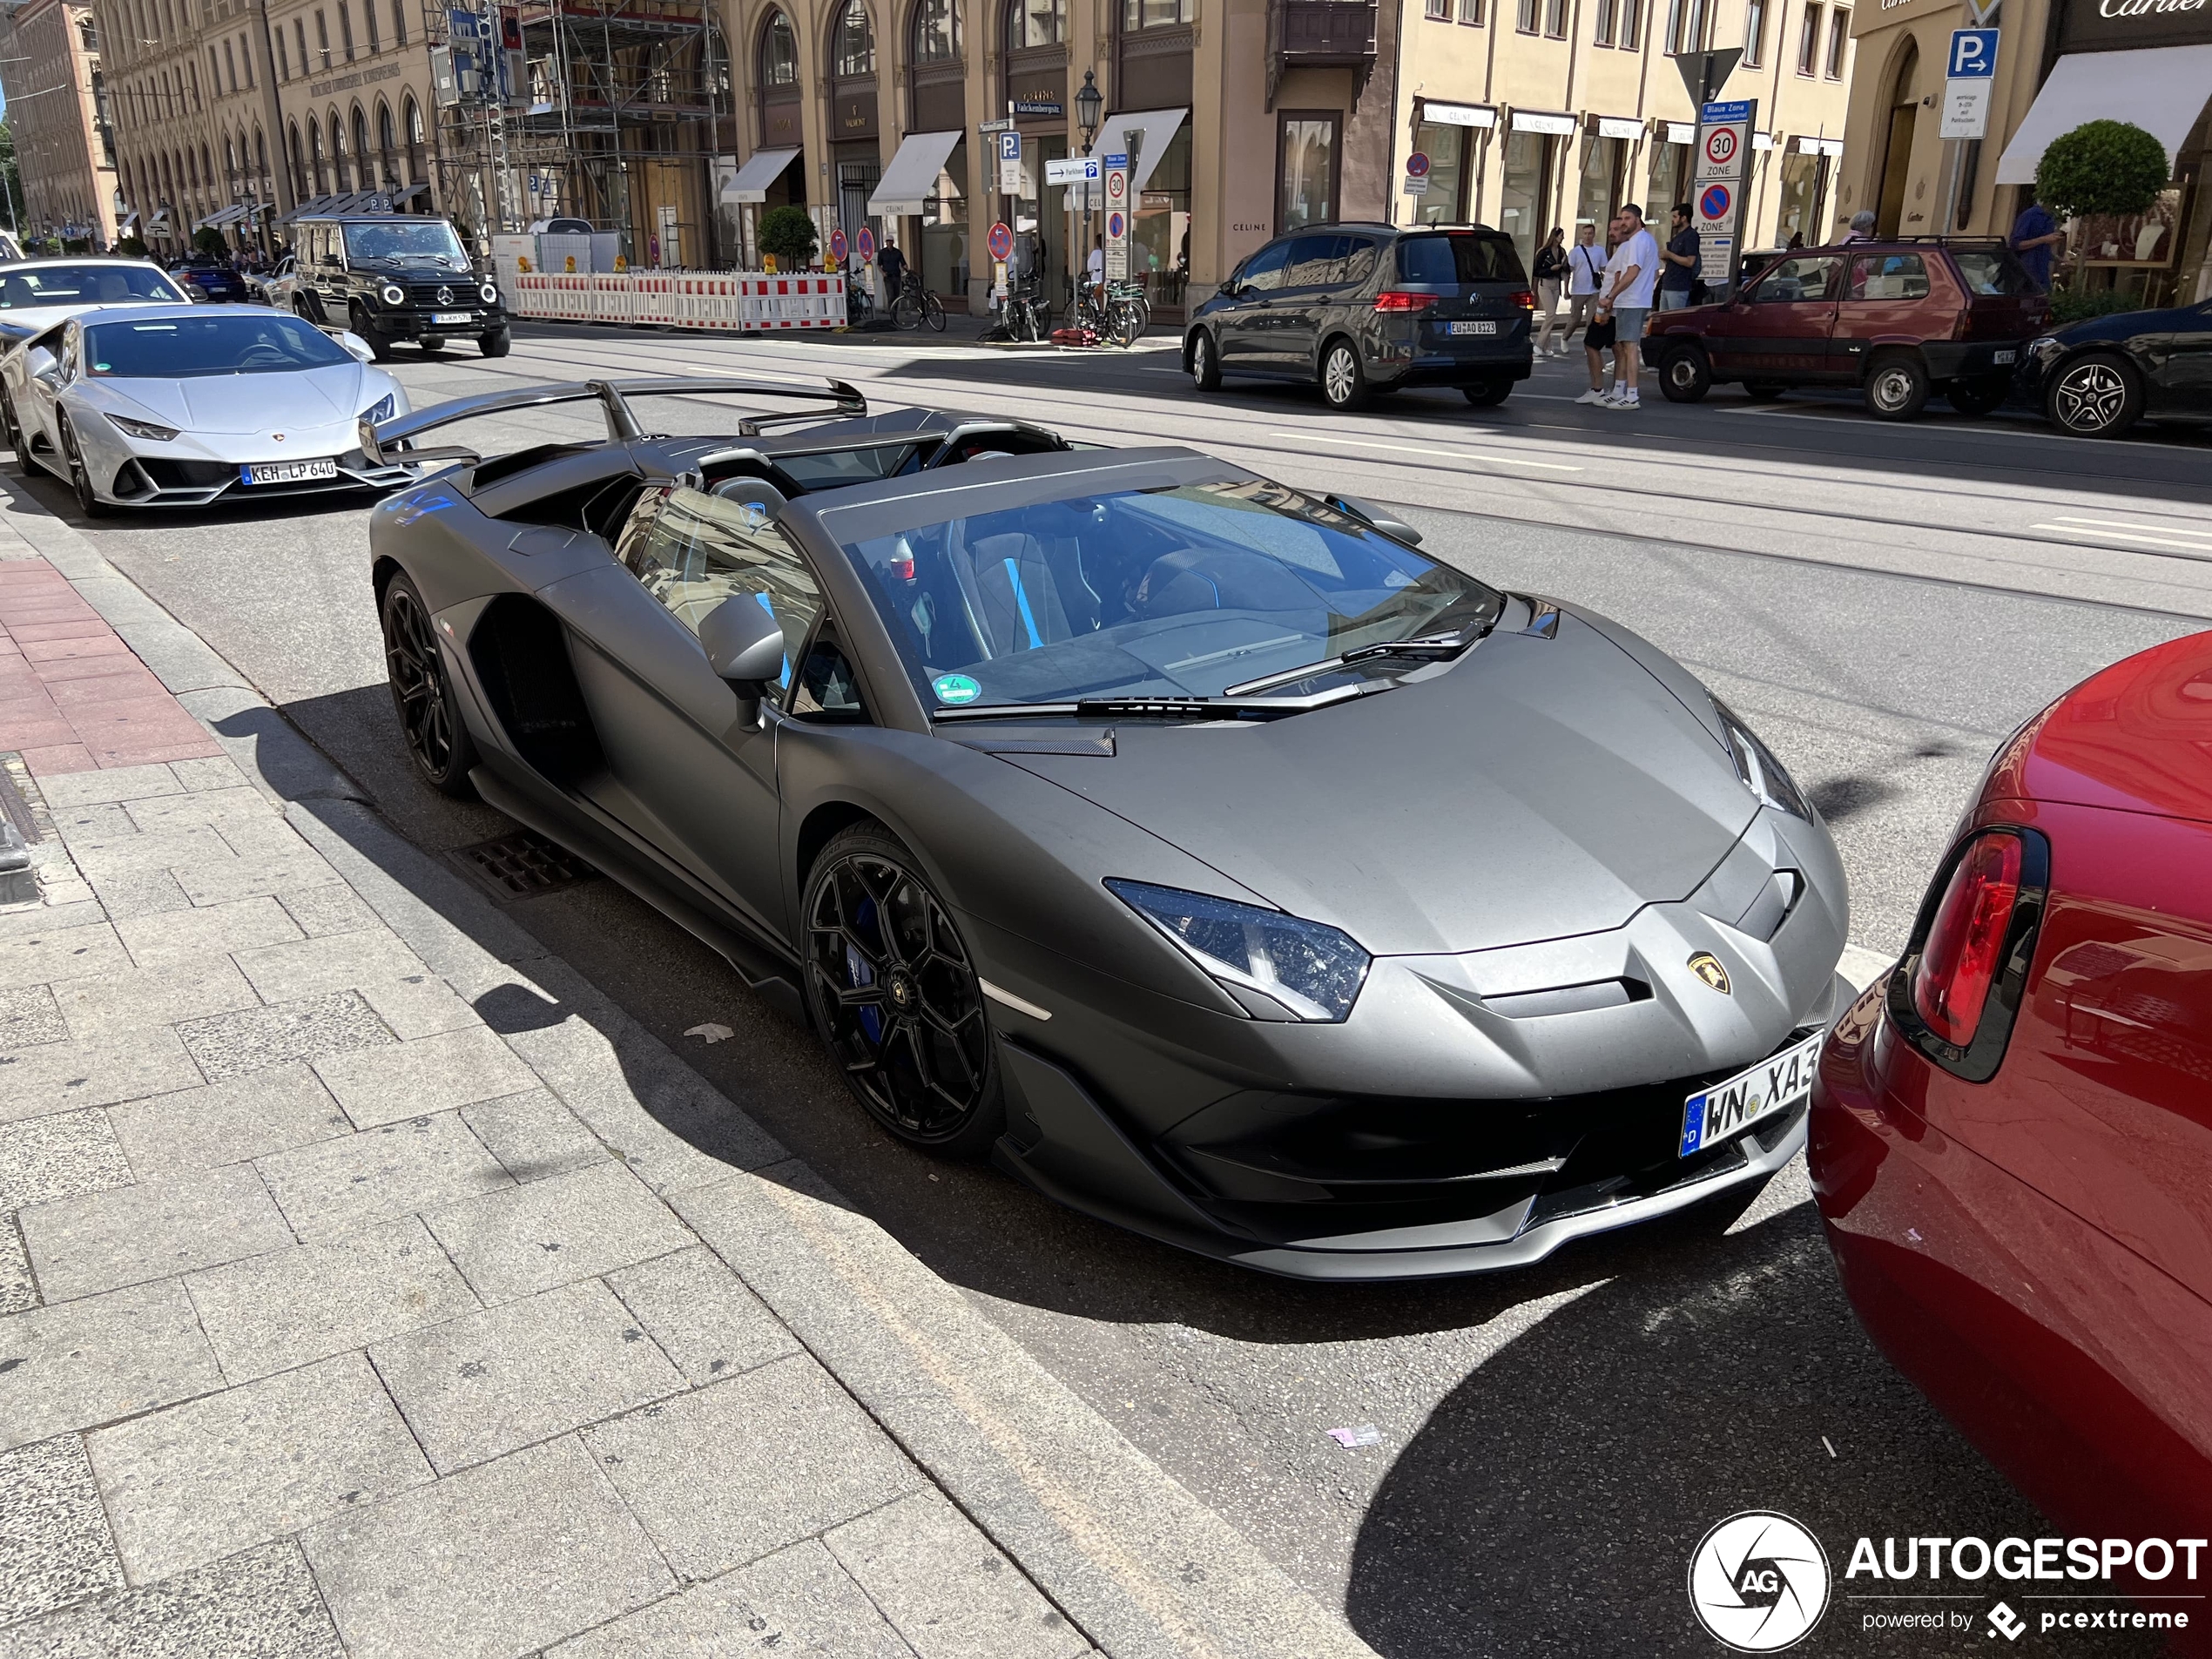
[
  {"left": 2031, "top": 523, "right": 2212, "bottom": 553},
  {"left": 1267, "top": 433, "right": 1583, "bottom": 471},
  {"left": 2045, "top": 515, "right": 2212, "bottom": 540}
]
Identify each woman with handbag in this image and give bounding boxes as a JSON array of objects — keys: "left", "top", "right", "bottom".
[{"left": 1532, "top": 228, "right": 1568, "bottom": 356}]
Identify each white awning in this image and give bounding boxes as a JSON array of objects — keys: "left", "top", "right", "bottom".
[
  {"left": 1665, "top": 123, "right": 1696, "bottom": 145},
  {"left": 1510, "top": 110, "right": 1577, "bottom": 137},
  {"left": 723, "top": 146, "right": 800, "bottom": 205},
  {"left": 1996, "top": 44, "right": 2212, "bottom": 185},
  {"left": 1421, "top": 101, "right": 1496, "bottom": 129},
  {"left": 1092, "top": 107, "right": 1189, "bottom": 192},
  {"left": 1596, "top": 116, "right": 1643, "bottom": 140},
  {"left": 868, "top": 131, "right": 964, "bottom": 216}
]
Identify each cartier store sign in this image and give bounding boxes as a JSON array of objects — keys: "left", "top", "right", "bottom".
[{"left": 2060, "top": 0, "right": 2212, "bottom": 52}]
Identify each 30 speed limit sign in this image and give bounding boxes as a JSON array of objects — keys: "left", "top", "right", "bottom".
[{"left": 1703, "top": 126, "right": 1738, "bottom": 167}]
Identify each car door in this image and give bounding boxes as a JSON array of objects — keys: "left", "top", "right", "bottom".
[
  {"left": 1833, "top": 251, "right": 1934, "bottom": 384},
  {"left": 1730, "top": 253, "right": 1843, "bottom": 379},
  {"left": 1270, "top": 234, "right": 1348, "bottom": 374},
  {"left": 1216, "top": 239, "right": 1293, "bottom": 370},
  {"left": 18, "top": 322, "right": 76, "bottom": 464},
  {"left": 2161, "top": 299, "right": 2212, "bottom": 417},
  {"left": 537, "top": 482, "right": 821, "bottom": 943}
]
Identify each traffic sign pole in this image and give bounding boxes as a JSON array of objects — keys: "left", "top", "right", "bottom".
[
  {"left": 1694, "top": 98, "right": 1758, "bottom": 302},
  {"left": 1939, "top": 27, "right": 1999, "bottom": 232}
]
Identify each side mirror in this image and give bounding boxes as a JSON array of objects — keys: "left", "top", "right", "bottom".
[
  {"left": 1327, "top": 493, "right": 1422, "bottom": 546},
  {"left": 336, "top": 331, "right": 375, "bottom": 364},
  {"left": 698, "top": 593, "right": 787, "bottom": 696},
  {"left": 24, "top": 347, "right": 57, "bottom": 386}
]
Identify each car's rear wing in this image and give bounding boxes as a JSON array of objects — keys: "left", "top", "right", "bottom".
[{"left": 360, "top": 376, "right": 867, "bottom": 469}]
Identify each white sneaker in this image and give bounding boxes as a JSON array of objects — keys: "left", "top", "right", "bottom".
[
  {"left": 1575, "top": 388, "right": 1607, "bottom": 405},
  {"left": 1611, "top": 393, "right": 1641, "bottom": 410}
]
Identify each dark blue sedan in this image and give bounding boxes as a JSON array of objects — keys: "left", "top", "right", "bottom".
[
  {"left": 2018, "top": 294, "right": 2212, "bottom": 437},
  {"left": 168, "top": 257, "right": 252, "bottom": 304}
]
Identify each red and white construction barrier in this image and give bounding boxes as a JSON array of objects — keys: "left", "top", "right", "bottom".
[{"left": 505, "top": 271, "right": 846, "bottom": 332}]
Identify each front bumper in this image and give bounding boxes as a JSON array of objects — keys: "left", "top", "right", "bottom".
[
  {"left": 374, "top": 307, "right": 506, "bottom": 341},
  {"left": 100, "top": 447, "right": 421, "bottom": 507}
]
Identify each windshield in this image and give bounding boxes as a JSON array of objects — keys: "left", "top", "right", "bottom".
[
  {"left": 839, "top": 479, "right": 1504, "bottom": 711},
  {"left": 342, "top": 221, "right": 469, "bottom": 265},
  {"left": 84, "top": 314, "right": 353, "bottom": 378},
  {"left": 0, "top": 264, "right": 185, "bottom": 309}
]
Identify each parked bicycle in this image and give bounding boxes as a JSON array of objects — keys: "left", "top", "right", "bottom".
[
  {"left": 1070, "top": 280, "right": 1145, "bottom": 348},
  {"left": 1003, "top": 279, "right": 1053, "bottom": 343},
  {"left": 892, "top": 271, "right": 947, "bottom": 333}
]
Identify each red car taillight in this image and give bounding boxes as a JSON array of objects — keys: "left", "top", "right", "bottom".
[
  {"left": 1911, "top": 832, "right": 2022, "bottom": 1046},
  {"left": 1373, "top": 291, "right": 1439, "bottom": 313},
  {"left": 1508, "top": 289, "right": 1536, "bottom": 310},
  {"left": 1889, "top": 825, "right": 2049, "bottom": 1081}
]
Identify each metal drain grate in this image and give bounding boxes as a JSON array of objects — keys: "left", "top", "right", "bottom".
[{"left": 449, "top": 830, "right": 598, "bottom": 901}]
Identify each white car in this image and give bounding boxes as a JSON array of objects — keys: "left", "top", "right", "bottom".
[
  {"left": 0, "top": 257, "right": 194, "bottom": 347},
  {"left": 0, "top": 305, "right": 419, "bottom": 514}
]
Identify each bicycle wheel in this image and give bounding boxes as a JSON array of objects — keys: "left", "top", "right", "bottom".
[
  {"left": 1129, "top": 296, "right": 1152, "bottom": 338},
  {"left": 1032, "top": 301, "right": 1054, "bottom": 340},
  {"left": 1111, "top": 300, "right": 1141, "bottom": 349},
  {"left": 892, "top": 290, "right": 921, "bottom": 330},
  {"left": 921, "top": 290, "right": 947, "bottom": 332}
]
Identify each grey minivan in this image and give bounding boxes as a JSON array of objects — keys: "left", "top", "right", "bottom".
[{"left": 1185, "top": 223, "right": 1535, "bottom": 412}]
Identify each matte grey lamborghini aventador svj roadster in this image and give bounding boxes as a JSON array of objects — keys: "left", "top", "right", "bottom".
[{"left": 364, "top": 377, "right": 1849, "bottom": 1278}]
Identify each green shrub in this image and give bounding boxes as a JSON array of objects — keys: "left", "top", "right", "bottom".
[
  {"left": 2034, "top": 121, "right": 2170, "bottom": 219},
  {"left": 757, "top": 205, "right": 819, "bottom": 267},
  {"left": 2047, "top": 286, "right": 2144, "bottom": 324},
  {"left": 191, "top": 225, "right": 228, "bottom": 255},
  {"left": 116, "top": 234, "right": 149, "bottom": 259}
]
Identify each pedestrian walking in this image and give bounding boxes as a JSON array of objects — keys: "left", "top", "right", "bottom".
[
  {"left": 1532, "top": 228, "right": 1568, "bottom": 355},
  {"left": 876, "top": 235, "right": 909, "bottom": 307},
  {"left": 1595, "top": 204, "right": 1658, "bottom": 409},
  {"left": 1658, "top": 204, "right": 1699, "bottom": 313},
  {"left": 1575, "top": 305, "right": 1619, "bottom": 406},
  {"left": 2009, "top": 194, "right": 2065, "bottom": 292},
  {"left": 1560, "top": 222, "right": 1606, "bottom": 354}
]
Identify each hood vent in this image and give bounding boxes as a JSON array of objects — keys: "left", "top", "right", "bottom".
[{"left": 1482, "top": 977, "right": 1652, "bottom": 1020}]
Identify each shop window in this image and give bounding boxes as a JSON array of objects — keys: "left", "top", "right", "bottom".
[
  {"left": 834, "top": 0, "right": 877, "bottom": 69},
  {"left": 1500, "top": 129, "right": 1552, "bottom": 273},
  {"left": 1413, "top": 121, "right": 1468, "bottom": 222},
  {"left": 1277, "top": 115, "right": 1336, "bottom": 233},
  {"left": 914, "top": 0, "right": 961, "bottom": 59},
  {"left": 1825, "top": 9, "right": 1848, "bottom": 75},
  {"left": 1774, "top": 150, "right": 1822, "bottom": 242},
  {"left": 1130, "top": 125, "right": 1190, "bottom": 306},
  {"left": 1576, "top": 135, "right": 1622, "bottom": 237},
  {"left": 1797, "top": 2, "right": 1818, "bottom": 72},
  {"left": 1742, "top": 0, "right": 1764, "bottom": 65}
]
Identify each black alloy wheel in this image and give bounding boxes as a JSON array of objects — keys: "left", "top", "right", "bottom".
[
  {"left": 1462, "top": 379, "right": 1513, "bottom": 407},
  {"left": 804, "top": 826, "right": 1002, "bottom": 1157},
  {"left": 419, "top": 336, "right": 447, "bottom": 354},
  {"left": 1659, "top": 347, "right": 1711, "bottom": 402},
  {"left": 1320, "top": 340, "right": 1370, "bottom": 411},
  {"left": 58, "top": 417, "right": 108, "bottom": 517},
  {"left": 479, "top": 328, "right": 511, "bottom": 359},
  {"left": 350, "top": 305, "right": 395, "bottom": 361},
  {"left": 1190, "top": 329, "right": 1222, "bottom": 391},
  {"left": 1, "top": 396, "right": 29, "bottom": 476},
  {"left": 2045, "top": 353, "right": 2141, "bottom": 439},
  {"left": 380, "top": 573, "right": 479, "bottom": 798}
]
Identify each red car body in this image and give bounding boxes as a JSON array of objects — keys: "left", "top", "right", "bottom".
[{"left": 1811, "top": 631, "right": 2212, "bottom": 1587}]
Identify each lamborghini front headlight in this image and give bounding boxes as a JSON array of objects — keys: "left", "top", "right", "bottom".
[{"left": 1107, "top": 879, "right": 1370, "bottom": 1022}]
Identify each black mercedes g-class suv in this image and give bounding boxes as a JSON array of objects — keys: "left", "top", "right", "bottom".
[{"left": 289, "top": 212, "right": 509, "bottom": 361}]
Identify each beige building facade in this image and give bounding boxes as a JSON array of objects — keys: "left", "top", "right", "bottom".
[
  {"left": 0, "top": 0, "right": 123, "bottom": 246},
  {"left": 1838, "top": 0, "right": 2212, "bottom": 304},
  {"left": 1386, "top": 0, "right": 1858, "bottom": 278}
]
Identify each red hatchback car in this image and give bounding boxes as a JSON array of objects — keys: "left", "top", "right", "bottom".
[
  {"left": 1648, "top": 237, "right": 2049, "bottom": 420},
  {"left": 1812, "top": 631, "right": 2212, "bottom": 1581}
]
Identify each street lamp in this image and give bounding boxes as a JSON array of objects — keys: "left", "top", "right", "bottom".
[{"left": 1076, "top": 69, "right": 1101, "bottom": 307}]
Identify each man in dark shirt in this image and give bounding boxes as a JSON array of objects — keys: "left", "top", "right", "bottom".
[
  {"left": 1659, "top": 203, "right": 1699, "bottom": 311},
  {"left": 875, "top": 237, "right": 909, "bottom": 302},
  {"left": 2010, "top": 197, "right": 2064, "bottom": 291}
]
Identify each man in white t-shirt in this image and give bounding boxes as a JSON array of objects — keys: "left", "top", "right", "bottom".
[{"left": 1595, "top": 204, "right": 1660, "bottom": 409}]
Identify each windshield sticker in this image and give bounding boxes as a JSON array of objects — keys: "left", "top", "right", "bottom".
[{"left": 933, "top": 673, "right": 982, "bottom": 705}]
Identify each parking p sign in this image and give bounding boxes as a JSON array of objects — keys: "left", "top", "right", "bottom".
[{"left": 1941, "top": 28, "right": 1999, "bottom": 139}]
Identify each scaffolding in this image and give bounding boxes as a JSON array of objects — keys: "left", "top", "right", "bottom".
[{"left": 423, "top": 0, "right": 732, "bottom": 265}]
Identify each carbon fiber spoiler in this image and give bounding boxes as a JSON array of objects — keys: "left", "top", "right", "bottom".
[{"left": 359, "top": 376, "right": 868, "bottom": 469}]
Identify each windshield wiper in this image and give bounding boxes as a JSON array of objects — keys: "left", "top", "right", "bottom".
[
  {"left": 1222, "top": 619, "right": 1494, "bottom": 698},
  {"left": 930, "top": 685, "right": 1372, "bottom": 723}
]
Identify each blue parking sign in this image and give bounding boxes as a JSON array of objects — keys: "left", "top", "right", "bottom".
[{"left": 1948, "top": 27, "right": 1998, "bottom": 78}]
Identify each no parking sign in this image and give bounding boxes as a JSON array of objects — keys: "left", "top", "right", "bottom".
[
  {"left": 1695, "top": 97, "right": 1757, "bottom": 294},
  {"left": 829, "top": 226, "right": 848, "bottom": 263},
  {"left": 855, "top": 225, "right": 876, "bottom": 262}
]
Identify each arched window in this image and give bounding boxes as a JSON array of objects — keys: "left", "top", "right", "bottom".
[
  {"left": 376, "top": 100, "right": 396, "bottom": 180},
  {"left": 1004, "top": 0, "right": 1061, "bottom": 49},
  {"left": 403, "top": 94, "right": 425, "bottom": 184},
  {"left": 308, "top": 116, "right": 327, "bottom": 194},
  {"left": 833, "top": 0, "right": 873, "bottom": 74},
  {"left": 289, "top": 120, "right": 305, "bottom": 197},
  {"left": 911, "top": 0, "right": 959, "bottom": 61},
  {"left": 328, "top": 106, "right": 348, "bottom": 190},
  {"left": 224, "top": 135, "right": 237, "bottom": 181},
  {"left": 353, "top": 105, "right": 371, "bottom": 186},
  {"left": 254, "top": 126, "right": 268, "bottom": 189},
  {"left": 759, "top": 10, "right": 797, "bottom": 86}
]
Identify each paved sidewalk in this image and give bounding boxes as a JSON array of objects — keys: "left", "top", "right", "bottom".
[{"left": 0, "top": 502, "right": 1372, "bottom": 1658}]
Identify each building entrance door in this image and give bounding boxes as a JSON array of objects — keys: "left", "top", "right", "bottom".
[{"left": 1875, "top": 43, "right": 1919, "bottom": 239}]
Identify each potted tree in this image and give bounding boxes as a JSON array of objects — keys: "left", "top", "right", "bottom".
[
  {"left": 756, "top": 205, "right": 818, "bottom": 274},
  {"left": 2033, "top": 119, "right": 2171, "bottom": 321}
]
